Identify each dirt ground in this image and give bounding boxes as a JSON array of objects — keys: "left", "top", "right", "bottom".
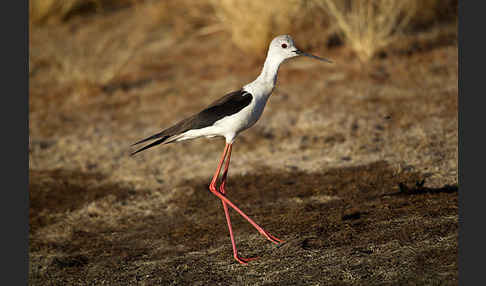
[{"left": 29, "top": 6, "right": 458, "bottom": 285}]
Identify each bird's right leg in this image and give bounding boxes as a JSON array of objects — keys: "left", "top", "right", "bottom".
[{"left": 209, "top": 143, "right": 256, "bottom": 264}]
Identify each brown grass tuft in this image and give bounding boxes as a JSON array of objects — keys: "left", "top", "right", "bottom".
[
  {"left": 319, "top": 0, "right": 419, "bottom": 62},
  {"left": 317, "top": 0, "right": 453, "bottom": 61}
]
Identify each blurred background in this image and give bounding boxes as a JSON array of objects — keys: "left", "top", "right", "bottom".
[
  {"left": 29, "top": 0, "right": 458, "bottom": 284},
  {"left": 30, "top": 0, "right": 457, "bottom": 62}
]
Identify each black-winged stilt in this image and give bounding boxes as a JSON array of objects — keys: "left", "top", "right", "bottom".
[{"left": 131, "top": 35, "right": 332, "bottom": 264}]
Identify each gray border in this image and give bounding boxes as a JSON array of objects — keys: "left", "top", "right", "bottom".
[
  {"left": 458, "top": 0, "right": 476, "bottom": 284},
  {"left": 1, "top": 0, "right": 29, "bottom": 283}
]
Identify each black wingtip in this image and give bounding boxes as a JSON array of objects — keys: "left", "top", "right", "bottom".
[{"left": 131, "top": 133, "right": 161, "bottom": 147}]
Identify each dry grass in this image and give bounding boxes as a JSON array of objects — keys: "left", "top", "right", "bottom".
[
  {"left": 30, "top": 0, "right": 332, "bottom": 55},
  {"left": 212, "top": 0, "right": 305, "bottom": 54},
  {"left": 30, "top": 0, "right": 91, "bottom": 23},
  {"left": 318, "top": 0, "right": 449, "bottom": 61},
  {"left": 320, "top": 0, "right": 419, "bottom": 61},
  {"left": 150, "top": 0, "right": 218, "bottom": 38},
  {"left": 209, "top": 0, "right": 455, "bottom": 59},
  {"left": 30, "top": 0, "right": 218, "bottom": 35},
  {"left": 211, "top": 0, "right": 345, "bottom": 56},
  {"left": 29, "top": 0, "right": 136, "bottom": 24},
  {"left": 30, "top": 0, "right": 455, "bottom": 61}
]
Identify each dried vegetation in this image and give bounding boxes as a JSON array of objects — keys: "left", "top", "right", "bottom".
[{"left": 30, "top": 0, "right": 457, "bottom": 61}]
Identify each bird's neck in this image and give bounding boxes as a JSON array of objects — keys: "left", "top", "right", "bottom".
[{"left": 254, "top": 55, "right": 284, "bottom": 90}]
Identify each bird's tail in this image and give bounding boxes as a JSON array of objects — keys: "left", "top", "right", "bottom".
[
  {"left": 130, "top": 132, "right": 171, "bottom": 156},
  {"left": 131, "top": 115, "right": 194, "bottom": 156}
]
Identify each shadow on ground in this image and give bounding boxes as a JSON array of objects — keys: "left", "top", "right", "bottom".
[{"left": 29, "top": 161, "right": 458, "bottom": 285}]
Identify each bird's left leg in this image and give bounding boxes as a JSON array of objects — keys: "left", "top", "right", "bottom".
[
  {"left": 208, "top": 144, "right": 283, "bottom": 245},
  {"left": 219, "top": 144, "right": 258, "bottom": 264},
  {"left": 209, "top": 143, "right": 256, "bottom": 264},
  {"left": 209, "top": 143, "right": 229, "bottom": 191}
]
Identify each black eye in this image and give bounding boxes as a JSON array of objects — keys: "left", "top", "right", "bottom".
[{"left": 281, "top": 43, "right": 287, "bottom": 49}]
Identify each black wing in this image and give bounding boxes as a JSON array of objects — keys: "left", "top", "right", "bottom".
[
  {"left": 131, "top": 90, "right": 253, "bottom": 155},
  {"left": 192, "top": 90, "right": 253, "bottom": 129}
]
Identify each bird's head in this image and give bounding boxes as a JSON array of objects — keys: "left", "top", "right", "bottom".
[{"left": 267, "top": 35, "right": 332, "bottom": 64}]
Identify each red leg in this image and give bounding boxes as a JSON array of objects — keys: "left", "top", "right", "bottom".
[
  {"left": 219, "top": 144, "right": 258, "bottom": 264},
  {"left": 209, "top": 143, "right": 229, "bottom": 189},
  {"left": 210, "top": 186, "right": 283, "bottom": 245},
  {"left": 209, "top": 144, "right": 255, "bottom": 264},
  {"left": 219, "top": 143, "right": 232, "bottom": 195},
  {"left": 209, "top": 144, "right": 283, "bottom": 247}
]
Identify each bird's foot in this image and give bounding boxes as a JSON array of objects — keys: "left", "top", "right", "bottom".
[
  {"left": 235, "top": 255, "right": 259, "bottom": 265},
  {"left": 260, "top": 230, "right": 284, "bottom": 244}
]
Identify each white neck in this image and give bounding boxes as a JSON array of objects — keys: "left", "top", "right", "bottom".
[
  {"left": 243, "top": 53, "right": 285, "bottom": 97},
  {"left": 255, "top": 54, "right": 284, "bottom": 88}
]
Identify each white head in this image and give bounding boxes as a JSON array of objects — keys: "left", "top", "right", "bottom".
[
  {"left": 250, "top": 35, "right": 332, "bottom": 89},
  {"left": 266, "top": 35, "right": 332, "bottom": 63}
]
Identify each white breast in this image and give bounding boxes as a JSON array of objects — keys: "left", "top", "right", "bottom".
[{"left": 211, "top": 92, "right": 270, "bottom": 142}]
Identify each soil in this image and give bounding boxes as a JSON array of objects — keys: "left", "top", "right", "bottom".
[{"left": 29, "top": 6, "right": 458, "bottom": 285}]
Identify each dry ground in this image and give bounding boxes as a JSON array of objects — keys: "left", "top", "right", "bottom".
[{"left": 29, "top": 6, "right": 458, "bottom": 285}]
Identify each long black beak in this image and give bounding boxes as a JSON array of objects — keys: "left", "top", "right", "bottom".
[{"left": 294, "top": 49, "right": 332, "bottom": 63}]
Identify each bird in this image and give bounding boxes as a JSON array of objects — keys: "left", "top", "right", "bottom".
[{"left": 131, "top": 35, "right": 332, "bottom": 264}]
